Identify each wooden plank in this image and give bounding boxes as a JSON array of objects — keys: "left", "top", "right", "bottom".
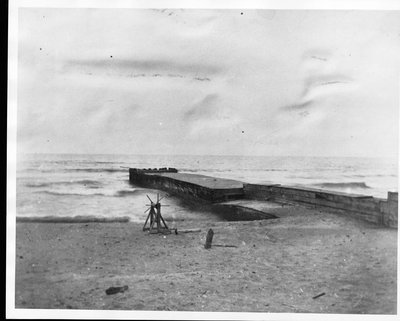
[
  {"left": 151, "top": 172, "right": 243, "bottom": 189},
  {"left": 177, "top": 228, "right": 201, "bottom": 233}
]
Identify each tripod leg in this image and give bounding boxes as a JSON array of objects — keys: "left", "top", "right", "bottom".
[
  {"left": 149, "top": 210, "right": 156, "bottom": 231},
  {"left": 156, "top": 206, "right": 164, "bottom": 233},
  {"left": 142, "top": 212, "right": 151, "bottom": 231},
  {"left": 159, "top": 214, "right": 169, "bottom": 229},
  {"left": 150, "top": 210, "right": 154, "bottom": 226},
  {"left": 156, "top": 211, "right": 160, "bottom": 233}
]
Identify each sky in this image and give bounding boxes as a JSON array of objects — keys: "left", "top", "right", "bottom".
[{"left": 16, "top": 8, "right": 400, "bottom": 157}]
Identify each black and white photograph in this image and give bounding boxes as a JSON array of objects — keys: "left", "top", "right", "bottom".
[{"left": 7, "top": 0, "right": 399, "bottom": 319}]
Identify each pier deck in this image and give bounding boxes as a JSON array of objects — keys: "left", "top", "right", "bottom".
[
  {"left": 149, "top": 172, "right": 243, "bottom": 190},
  {"left": 129, "top": 168, "right": 245, "bottom": 202}
]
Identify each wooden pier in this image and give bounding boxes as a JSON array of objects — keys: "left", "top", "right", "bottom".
[
  {"left": 128, "top": 168, "right": 398, "bottom": 227},
  {"left": 129, "top": 168, "right": 244, "bottom": 202}
]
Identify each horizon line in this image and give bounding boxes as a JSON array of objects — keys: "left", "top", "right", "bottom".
[{"left": 14, "top": 151, "right": 399, "bottom": 159}]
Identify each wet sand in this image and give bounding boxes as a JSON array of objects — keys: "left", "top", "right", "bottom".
[{"left": 15, "top": 203, "right": 397, "bottom": 314}]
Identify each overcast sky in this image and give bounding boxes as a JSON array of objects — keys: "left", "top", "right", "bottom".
[{"left": 17, "top": 8, "right": 400, "bottom": 157}]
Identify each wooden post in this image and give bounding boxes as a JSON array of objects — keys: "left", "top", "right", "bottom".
[{"left": 204, "top": 228, "right": 214, "bottom": 249}]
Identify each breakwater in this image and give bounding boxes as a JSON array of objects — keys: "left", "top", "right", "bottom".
[
  {"left": 129, "top": 168, "right": 244, "bottom": 202},
  {"left": 244, "top": 184, "right": 398, "bottom": 227},
  {"left": 129, "top": 168, "right": 398, "bottom": 228}
]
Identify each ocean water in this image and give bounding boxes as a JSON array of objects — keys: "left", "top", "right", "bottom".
[{"left": 15, "top": 154, "right": 398, "bottom": 222}]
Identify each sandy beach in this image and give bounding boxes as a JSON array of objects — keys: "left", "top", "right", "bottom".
[{"left": 15, "top": 200, "right": 397, "bottom": 314}]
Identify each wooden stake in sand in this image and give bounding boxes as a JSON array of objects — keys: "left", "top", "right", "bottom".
[{"left": 204, "top": 228, "right": 214, "bottom": 249}]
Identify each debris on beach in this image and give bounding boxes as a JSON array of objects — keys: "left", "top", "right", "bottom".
[
  {"left": 105, "top": 285, "right": 129, "bottom": 295},
  {"left": 213, "top": 244, "right": 238, "bottom": 248},
  {"left": 312, "top": 292, "right": 326, "bottom": 299},
  {"left": 176, "top": 228, "right": 201, "bottom": 234}
]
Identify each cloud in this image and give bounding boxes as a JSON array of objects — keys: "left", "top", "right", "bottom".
[
  {"left": 281, "top": 75, "right": 353, "bottom": 113},
  {"left": 310, "top": 55, "right": 328, "bottom": 61},
  {"left": 304, "top": 75, "right": 353, "bottom": 90},
  {"left": 301, "top": 76, "right": 354, "bottom": 100},
  {"left": 183, "top": 94, "right": 219, "bottom": 121},
  {"left": 302, "top": 49, "right": 332, "bottom": 62},
  {"left": 63, "top": 58, "right": 224, "bottom": 77},
  {"left": 281, "top": 46, "right": 355, "bottom": 114},
  {"left": 15, "top": 9, "right": 400, "bottom": 157},
  {"left": 281, "top": 100, "right": 313, "bottom": 111}
]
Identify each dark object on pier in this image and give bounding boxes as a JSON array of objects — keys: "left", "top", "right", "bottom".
[
  {"left": 130, "top": 167, "right": 178, "bottom": 174},
  {"left": 143, "top": 193, "right": 176, "bottom": 234},
  {"left": 204, "top": 228, "right": 214, "bottom": 249},
  {"left": 105, "top": 285, "right": 129, "bottom": 295}
]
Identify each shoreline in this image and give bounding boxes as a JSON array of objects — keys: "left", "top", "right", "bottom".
[{"left": 15, "top": 203, "right": 397, "bottom": 314}]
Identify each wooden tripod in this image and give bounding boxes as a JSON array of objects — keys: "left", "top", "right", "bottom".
[{"left": 142, "top": 194, "right": 171, "bottom": 234}]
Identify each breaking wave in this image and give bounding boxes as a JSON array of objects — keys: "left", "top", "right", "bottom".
[
  {"left": 36, "top": 188, "right": 144, "bottom": 197},
  {"left": 25, "top": 182, "right": 52, "bottom": 188},
  {"left": 66, "top": 168, "right": 127, "bottom": 173},
  {"left": 38, "top": 191, "right": 107, "bottom": 197},
  {"left": 16, "top": 215, "right": 130, "bottom": 223},
  {"left": 313, "top": 182, "right": 371, "bottom": 189},
  {"left": 115, "top": 189, "right": 143, "bottom": 197},
  {"left": 74, "top": 179, "right": 103, "bottom": 186},
  {"left": 26, "top": 179, "right": 103, "bottom": 189},
  {"left": 21, "top": 167, "right": 127, "bottom": 174}
]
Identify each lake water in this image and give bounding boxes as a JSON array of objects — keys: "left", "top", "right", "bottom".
[{"left": 15, "top": 153, "right": 398, "bottom": 222}]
